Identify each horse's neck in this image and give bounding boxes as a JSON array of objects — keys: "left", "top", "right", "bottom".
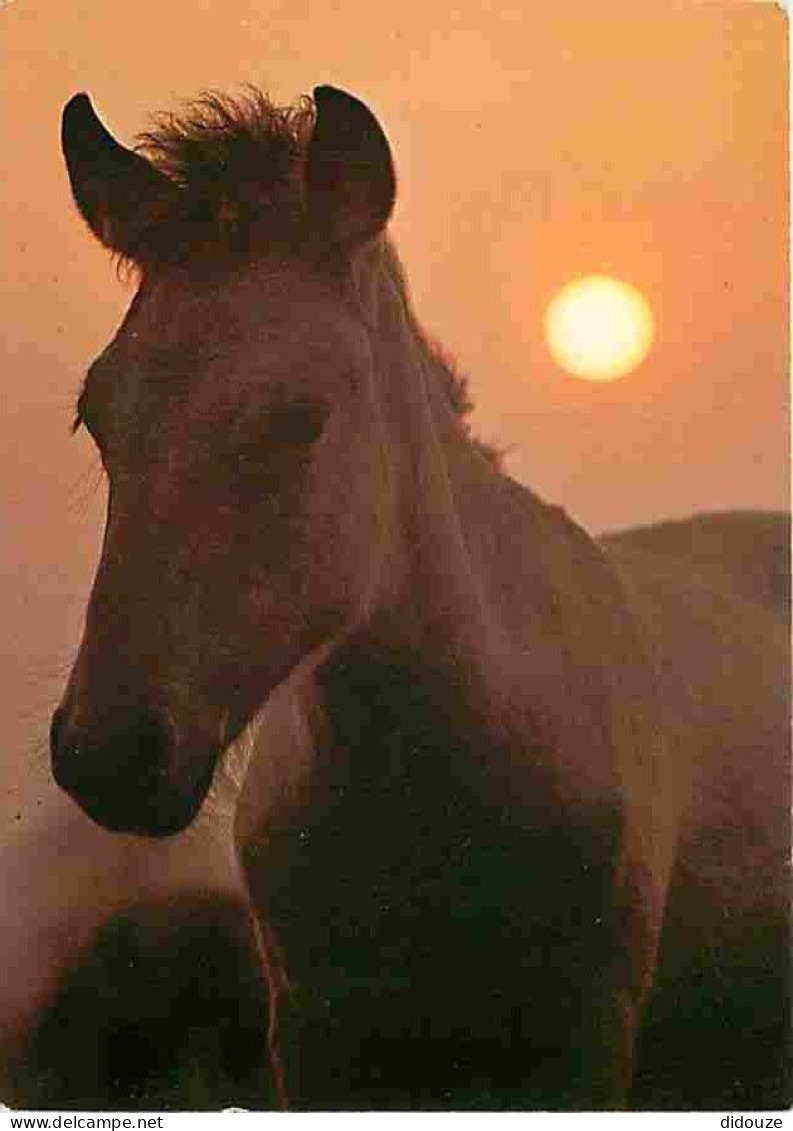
[
  {"left": 363, "top": 251, "right": 527, "bottom": 710},
  {"left": 237, "top": 256, "right": 636, "bottom": 838}
]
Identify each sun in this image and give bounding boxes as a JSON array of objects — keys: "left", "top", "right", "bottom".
[{"left": 544, "top": 275, "right": 655, "bottom": 382}]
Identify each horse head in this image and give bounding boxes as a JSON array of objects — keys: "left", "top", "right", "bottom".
[{"left": 52, "top": 87, "right": 400, "bottom": 835}]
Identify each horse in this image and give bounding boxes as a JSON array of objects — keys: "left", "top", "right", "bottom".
[
  {"left": 0, "top": 756, "right": 274, "bottom": 1109},
  {"left": 18, "top": 84, "right": 787, "bottom": 1110}
]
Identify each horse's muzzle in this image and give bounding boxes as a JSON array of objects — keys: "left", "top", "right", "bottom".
[{"left": 50, "top": 705, "right": 215, "bottom": 837}]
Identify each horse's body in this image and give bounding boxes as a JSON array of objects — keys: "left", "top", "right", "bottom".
[
  {"left": 605, "top": 512, "right": 790, "bottom": 1107},
  {"left": 234, "top": 508, "right": 789, "bottom": 1109},
  {"left": 8, "top": 86, "right": 787, "bottom": 1110},
  {"left": 0, "top": 784, "right": 270, "bottom": 1108}
]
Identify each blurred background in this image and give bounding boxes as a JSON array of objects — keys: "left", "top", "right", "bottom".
[{"left": 0, "top": 1, "right": 787, "bottom": 803}]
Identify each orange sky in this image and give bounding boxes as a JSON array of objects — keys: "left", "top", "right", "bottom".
[{"left": 0, "top": 1, "right": 788, "bottom": 778}]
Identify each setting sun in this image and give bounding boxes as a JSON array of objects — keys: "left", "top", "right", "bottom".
[{"left": 544, "top": 276, "right": 655, "bottom": 382}]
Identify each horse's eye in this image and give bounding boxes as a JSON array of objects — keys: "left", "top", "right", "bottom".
[{"left": 268, "top": 400, "right": 329, "bottom": 446}]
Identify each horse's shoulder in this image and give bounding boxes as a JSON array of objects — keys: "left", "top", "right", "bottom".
[
  {"left": 475, "top": 472, "right": 645, "bottom": 663},
  {"left": 457, "top": 473, "right": 666, "bottom": 807}
]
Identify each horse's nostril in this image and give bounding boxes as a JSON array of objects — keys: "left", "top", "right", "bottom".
[
  {"left": 50, "top": 708, "right": 89, "bottom": 797},
  {"left": 49, "top": 707, "right": 67, "bottom": 761},
  {"left": 51, "top": 706, "right": 173, "bottom": 794},
  {"left": 49, "top": 702, "right": 212, "bottom": 834}
]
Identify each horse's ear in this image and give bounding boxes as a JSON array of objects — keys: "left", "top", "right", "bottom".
[
  {"left": 306, "top": 86, "right": 396, "bottom": 254},
  {"left": 61, "top": 94, "right": 174, "bottom": 259}
]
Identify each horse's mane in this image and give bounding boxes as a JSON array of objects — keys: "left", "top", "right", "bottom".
[
  {"left": 378, "top": 241, "right": 503, "bottom": 466},
  {"left": 133, "top": 88, "right": 500, "bottom": 465}
]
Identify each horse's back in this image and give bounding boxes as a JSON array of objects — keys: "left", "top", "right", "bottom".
[
  {"left": 602, "top": 510, "right": 790, "bottom": 1109},
  {"left": 603, "top": 510, "right": 789, "bottom": 613}
]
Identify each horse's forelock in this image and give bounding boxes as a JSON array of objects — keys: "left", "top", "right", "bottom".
[{"left": 121, "top": 88, "right": 315, "bottom": 270}]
